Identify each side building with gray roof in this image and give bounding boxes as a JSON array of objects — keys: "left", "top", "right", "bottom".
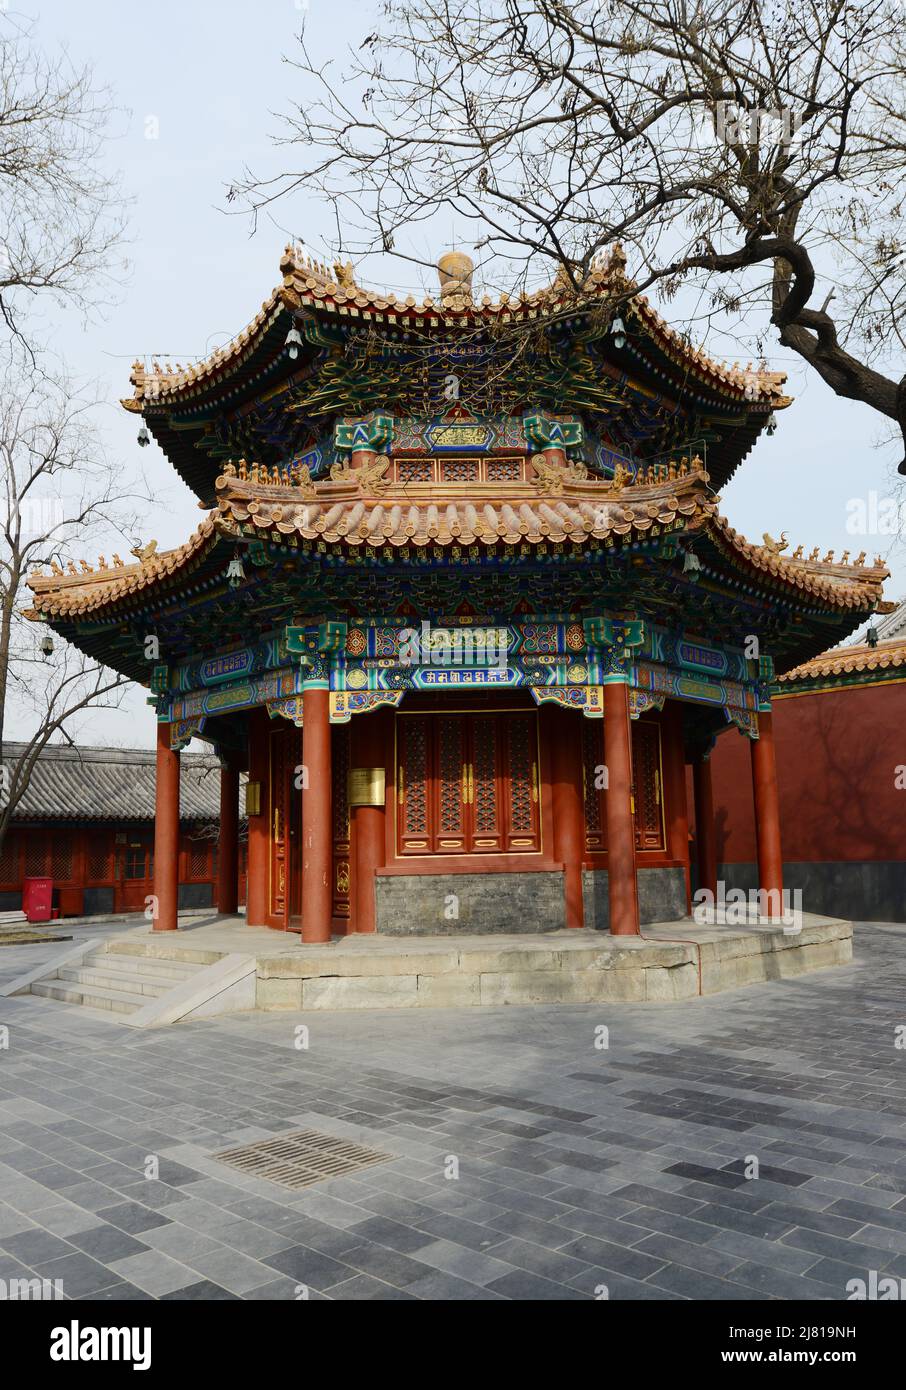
[{"left": 0, "top": 743, "right": 246, "bottom": 918}]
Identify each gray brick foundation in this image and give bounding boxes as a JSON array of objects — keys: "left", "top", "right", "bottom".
[
  {"left": 583, "top": 865, "right": 688, "bottom": 929},
  {"left": 375, "top": 871, "right": 566, "bottom": 934}
]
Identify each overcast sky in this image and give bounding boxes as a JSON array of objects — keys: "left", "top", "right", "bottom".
[{"left": 16, "top": 0, "right": 906, "bottom": 747}]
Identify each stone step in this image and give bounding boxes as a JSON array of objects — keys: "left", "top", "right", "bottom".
[
  {"left": 31, "top": 979, "right": 145, "bottom": 1014},
  {"left": 82, "top": 951, "right": 202, "bottom": 982},
  {"left": 56, "top": 965, "right": 171, "bottom": 997},
  {"left": 106, "top": 938, "right": 225, "bottom": 966}
]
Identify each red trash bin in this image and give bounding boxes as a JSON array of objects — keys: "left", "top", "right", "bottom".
[{"left": 22, "top": 876, "right": 53, "bottom": 923}]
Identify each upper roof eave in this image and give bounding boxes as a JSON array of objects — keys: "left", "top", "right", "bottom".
[{"left": 123, "top": 243, "right": 789, "bottom": 417}]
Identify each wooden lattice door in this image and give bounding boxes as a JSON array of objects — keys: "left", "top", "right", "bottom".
[
  {"left": 270, "top": 724, "right": 303, "bottom": 925},
  {"left": 397, "top": 711, "right": 540, "bottom": 856},
  {"left": 582, "top": 716, "right": 666, "bottom": 853},
  {"left": 631, "top": 719, "right": 665, "bottom": 850}
]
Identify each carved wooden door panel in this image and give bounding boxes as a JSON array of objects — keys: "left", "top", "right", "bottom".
[
  {"left": 499, "top": 713, "right": 541, "bottom": 853},
  {"left": 396, "top": 711, "right": 540, "bottom": 856},
  {"left": 582, "top": 716, "right": 666, "bottom": 853},
  {"left": 435, "top": 715, "right": 468, "bottom": 853},
  {"left": 468, "top": 714, "right": 504, "bottom": 852},
  {"left": 397, "top": 714, "right": 432, "bottom": 855},
  {"left": 631, "top": 719, "right": 665, "bottom": 851}
]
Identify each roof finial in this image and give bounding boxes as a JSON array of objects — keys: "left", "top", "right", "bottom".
[{"left": 437, "top": 250, "right": 474, "bottom": 301}]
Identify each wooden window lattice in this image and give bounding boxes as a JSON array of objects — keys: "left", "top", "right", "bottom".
[
  {"left": 24, "top": 838, "right": 47, "bottom": 877},
  {"left": 86, "top": 842, "right": 110, "bottom": 881},
  {"left": 188, "top": 844, "right": 209, "bottom": 880},
  {"left": 0, "top": 833, "right": 19, "bottom": 885},
  {"left": 440, "top": 459, "right": 480, "bottom": 483},
  {"left": 485, "top": 458, "right": 523, "bottom": 481},
  {"left": 632, "top": 721, "right": 664, "bottom": 851},
  {"left": 396, "top": 459, "right": 434, "bottom": 483}
]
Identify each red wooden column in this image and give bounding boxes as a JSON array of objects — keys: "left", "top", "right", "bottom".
[
  {"left": 216, "top": 757, "right": 239, "bottom": 916},
  {"left": 692, "top": 750, "right": 718, "bottom": 903},
  {"left": 751, "top": 708, "right": 784, "bottom": 917},
  {"left": 351, "top": 709, "right": 388, "bottom": 934},
  {"left": 301, "top": 685, "right": 332, "bottom": 943},
  {"left": 245, "top": 708, "right": 269, "bottom": 927},
  {"left": 603, "top": 680, "right": 640, "bottom": 935},
  {"left": 546, "top": 705, "right": 585, "bottom": 928},
  {"left": 662, "top": 701, "right": 692, "bottom": 911},
  {"left": 153, "top": 722, "right": 180, "bottom": 932}
]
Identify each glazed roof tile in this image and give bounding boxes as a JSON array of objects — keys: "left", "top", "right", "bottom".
[
  {"left": 25, "top": 462, "right": 887, "bottom": 622},
  {"left": 124, "top": 243, "right": 788, "bottom": 411},
  {"left": 777, "top": 633, "right": 906, "bottom": 684}
]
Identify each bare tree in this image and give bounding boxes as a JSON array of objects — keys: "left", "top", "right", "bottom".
[
  {"left": 232, "top": 0, "right": 906, "bottom": 466},
  {"left": 0, "top": 344, "right": 147, "bottom": 856},
  {"left": 0, "top": 11, "right": 126, "bottom": 345}
]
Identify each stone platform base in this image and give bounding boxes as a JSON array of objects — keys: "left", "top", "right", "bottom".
[
  {"left": 259, "top": 916, "right": 851, "bottom": 1009},
  {"left": 101, "top": 911, "right": 852, "bottom": 1013}
]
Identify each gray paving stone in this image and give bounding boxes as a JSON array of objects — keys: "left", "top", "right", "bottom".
[
  {"left": 1, "top": 1227, "right": 76, "bottom": 1265},
  {"left": 66, "top": 1224, "right": 150, "bottom": 1262},
  {"left": 95, "top": 1202, "right": 173, "bottom": 1235},
  {"left": 632, "top": 1230, "right": 744, "bottom": 1278},
  {"left": 404, "top": 1269, "right": 504, "bottom": 1300},
  {"left": 1, "top": 919, "right": 904, "bottom": 1300},
  {"left": 262, "top": 1243, "right": 356, "bottom": 1292},
  {"left": 329, "top": 1273, "right": 417, "bottom": 1300},
  {"left": 108, "top": 1250, "right": 204, "bottom": 1297},
  {"left": 40, "top": 1251, "right": 131, "bottom": 1298},
  {"left": 486, "top": 1268, "right": 587, "bottom": 1299},
  {"left": 558, "top": 1232, "right": 668, "bottom": 1281},
  {"left": 176, "top": 1245, "right": 277, "bottom": 1295},
  {"left": 405, "top": 1237, "right": 516, "bottom": 1285}
]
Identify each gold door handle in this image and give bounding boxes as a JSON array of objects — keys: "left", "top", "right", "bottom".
[
  {"left": 655, "top": 771, "right": 661, "bottom": 805},
  {"left": 462, "top": 764, "right": 469, "bottom": 804},
  {"left": 468, "top": 764, "right": 475, "bottom": 804},
  {"left": 531, "top": 761, "right": 539, "bottom": 804},
  {"left": 398, "top": 766, "right": 405, "bottom": 802},
  {"left": 273, "top": 806, "right": 281, "bottom": 842}
]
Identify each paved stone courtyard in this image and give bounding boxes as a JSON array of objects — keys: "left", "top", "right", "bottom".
[{"left": 1, "top": 922, "right": 905, "bottom": 1301}]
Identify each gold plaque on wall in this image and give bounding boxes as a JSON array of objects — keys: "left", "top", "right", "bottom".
[
  {"left": 245, "top": 781, "right": 262, "bottom": 816},
  {"left": 347, "top": 766, "right": 386, "bottom": 807}
]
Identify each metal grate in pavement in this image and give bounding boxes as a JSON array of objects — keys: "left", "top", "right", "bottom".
[{"left": 213, "top": 1128, "right": 393, "bottom": 1190}]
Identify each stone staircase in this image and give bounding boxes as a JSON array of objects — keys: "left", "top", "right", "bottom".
[
  {"left": 2, "top": 936, "right": 258, "bottom": 1025},
  {"left": 31, "top": 945, "right": 207, "bottom": 1016}
]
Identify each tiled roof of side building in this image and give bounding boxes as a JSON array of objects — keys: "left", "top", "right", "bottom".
[
  {"left": 2, "top": 743, "right": 231, "bottom": 823},
  {"left": 777, "top": 632, "right": 906, "bottom": 685}
]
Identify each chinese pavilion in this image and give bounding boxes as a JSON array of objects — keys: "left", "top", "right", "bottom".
[{"left": 25, "top": 245, "right": 888, "bottom": 940}]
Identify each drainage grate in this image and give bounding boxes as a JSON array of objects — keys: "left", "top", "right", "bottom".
[{"left": 213, "top": 1128, "right": 393, "bottom": 1190}]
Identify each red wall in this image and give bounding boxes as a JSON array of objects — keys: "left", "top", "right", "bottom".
[{"left": 710, "top": 681, "right": 906, "bottom": 863}]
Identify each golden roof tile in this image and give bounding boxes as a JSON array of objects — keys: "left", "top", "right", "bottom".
[
  {"left": 123, "top": 243, "right": 788, "bottom": 412},
  {"left": 777, "top": 633, "right": 906, "bottom": 683},
  {"left": 26, "top": 460, "right": 885, "bottom": 622}
]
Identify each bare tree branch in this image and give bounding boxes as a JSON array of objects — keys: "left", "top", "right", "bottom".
[{"left": 231, "top": 0, "right": 906, "bottom": 467}]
